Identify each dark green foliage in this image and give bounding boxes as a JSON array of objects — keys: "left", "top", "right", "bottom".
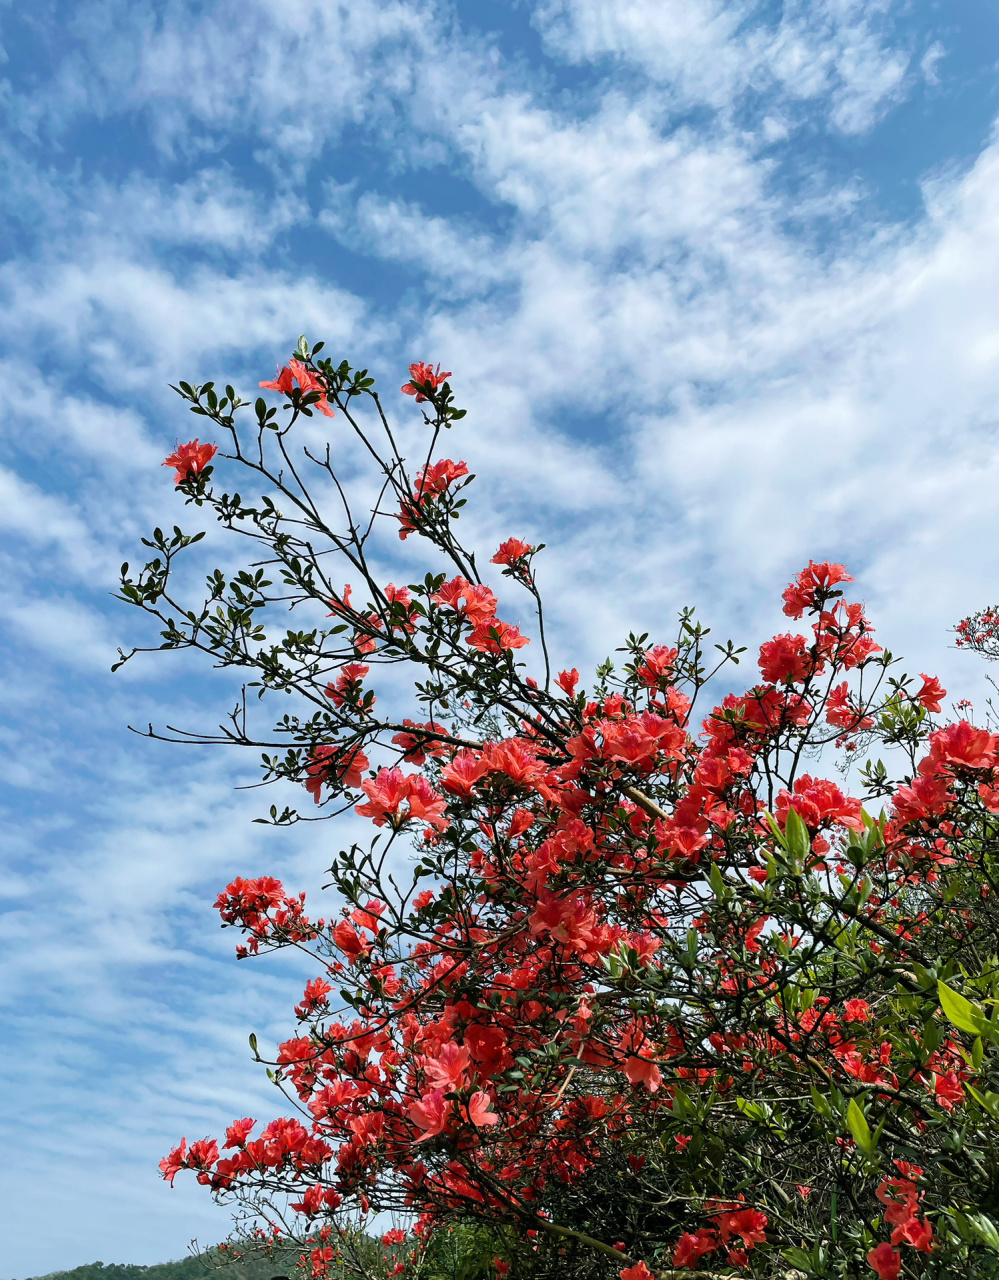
[{"left": 12, "top": 1247, "right": 303, "bottom": 1280}]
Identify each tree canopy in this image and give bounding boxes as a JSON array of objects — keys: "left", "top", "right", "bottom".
[{"left": 118, "top": 340, "right": 999, "bottom": 1280}]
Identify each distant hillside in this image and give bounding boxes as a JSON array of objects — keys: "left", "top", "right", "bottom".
[
  {"left": 11, "top": 1223, "right": 498, "bottom": 1280},
  {"left": 12, "top": 1248, "right": 305, "bottom": 1280}
]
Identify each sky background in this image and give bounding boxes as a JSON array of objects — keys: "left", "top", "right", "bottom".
[{"left": 5, "top": 0, "right": 999, "bottom": 1275}]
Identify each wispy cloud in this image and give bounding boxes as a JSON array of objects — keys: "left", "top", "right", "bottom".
[
  {"left": 535, "top": 0, "right": 912, "bottom": 131},
  {"left": 3, "top": 0, "right": 999, "bottom": 1274}
]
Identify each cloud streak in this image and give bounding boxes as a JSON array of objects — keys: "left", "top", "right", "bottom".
[{"left": 3, "top": 0, "right": 999, "bottom": 1274}]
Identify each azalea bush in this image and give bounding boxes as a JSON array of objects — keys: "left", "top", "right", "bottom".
[{"left": 118, "top": 338, "right": 999, "bottom": 1280}]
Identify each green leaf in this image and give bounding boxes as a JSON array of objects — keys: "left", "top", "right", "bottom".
[
  {"left": 784, "top": 806, "right": 811, "bottom": 861},
  {"left": 764, "top": 811, "right": 787, "bottom": 848},
  {"left": 736, "top": 1097, "right": 770, "bottom": 1124},
  {"left": 846, "top": 1097, "right": 876, "bottom": 1154},
  {"left": 910, "top": 962, "right": 936, "bottom": 993},
  {"left": 939, "top": 980, "right": 991, "bottom": 1037},
  {"left": 967, "top": 1084, "right": 999, "bottom": 1120},
  {"left": 969, "top": 1212, "right": 999, "bottom": 1254},
  {"left": 671, "top": 1086, "right": 691, "bottom": 1119}
]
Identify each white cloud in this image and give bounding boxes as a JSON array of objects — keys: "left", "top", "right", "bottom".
[
  {"left": 534, "top": 0, "right": 910, "bottom": 132},
  {"left": 16, "top": 0, "right": 443, "bottom": 167},
  {"left": 0, "top": 467, "right": 94, "bottom": 551},
  {"left": 86, "top": 170, "right": 309, "bottom": 253},
  {"left": 0, "top": 592, "right": 117, "bottom": 671},
  {"left": 4, "top": 0, "right": 999, "bottom": 1273},
  {"left": 920, "top": 40, "right": 945, "bottom": 87},
  {"left": 319, "top": 184, "right": 507, "bottom": 292},
  {"left": 0, "top": 255, "right": 370, "bottom": 381}
]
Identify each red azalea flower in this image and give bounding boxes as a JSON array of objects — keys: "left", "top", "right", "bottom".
[
  {"left": 619, "top": 1265, "right": 654, "bottom": 1280},
  {"left": 915, "top": 673, "right": 946, "bottom": 712},
  {"left": 491, "top": 537, "right": 534, "bottom": 565},
  {"left": 163, "top": 439, "right": 218, "bottom": 484},
  {"left": 867, "top": 1243, "right": 901, "bottom": 1280},
  {"left": 259, "top": 359, "right": 334, "bottom": 416},
  {"left": 401, "top": 362, "right": 452, "bottom": 401}
]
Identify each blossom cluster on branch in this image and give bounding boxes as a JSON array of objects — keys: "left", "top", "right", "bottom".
[{"left": 118, "top": 339, "right": 999, "bottom": 1280}]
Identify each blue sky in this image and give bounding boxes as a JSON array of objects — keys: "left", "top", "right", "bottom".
[{"left": 5, "top": 0, "right": 999, "bottom": 1275}]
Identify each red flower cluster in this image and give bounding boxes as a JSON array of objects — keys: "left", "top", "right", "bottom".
[
  {"left": 891, "top": 720, "right": 998, "bottom": 826},
  {"left": 867, "top": 1163, "right": 933, "bottom": 1277},
  {"left": 162, "top": 439, "right": 218, "bottom": 484},
  {"left": 673, "top": 1202, "right": 768, "bottom": 1269},
  {"left": 956, "top": 604, "right": 999, "bottom": 658},
  {"left": 397, "top": 460, "right": 469, "bottom": 539},
  {"left": 305, "top": 745, "right": 369, "bottom": 804},
  {"left": 491, "top": 538, "right": 534, "bottom": 565},
  {"left": 781, "top": 559, "right": 852, "bottom": 618},
  {"left": 401, "top": 362, "right": 452, "bottom": 402},
  {"left": 139, "top": 351, "right": 999, "bottom": 1280},
  {"left": 172, "top": 560, "right": 910, "bottom": 1274},
  {"left": 152, "top": 538, "right": 987, "bottom": 1279},
  {"left": 325, "top": 663, "right": 371, "bottom": 709},
  {"left": 467, "top": 617, "right": 530, "bottom": 653},
  {"left": 213, "top": 877, "right": 320, "bottom": 956},
  {"left": 260, "top": 359, "right": 334, "bottom": 416},
  {"left": 355, "top": 768, "right": 449, "bottom": 834}
]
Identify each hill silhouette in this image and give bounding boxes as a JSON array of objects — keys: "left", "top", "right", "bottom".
[{"left": 11, "top": 1248, "right": 303, "bottom": 1280}]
